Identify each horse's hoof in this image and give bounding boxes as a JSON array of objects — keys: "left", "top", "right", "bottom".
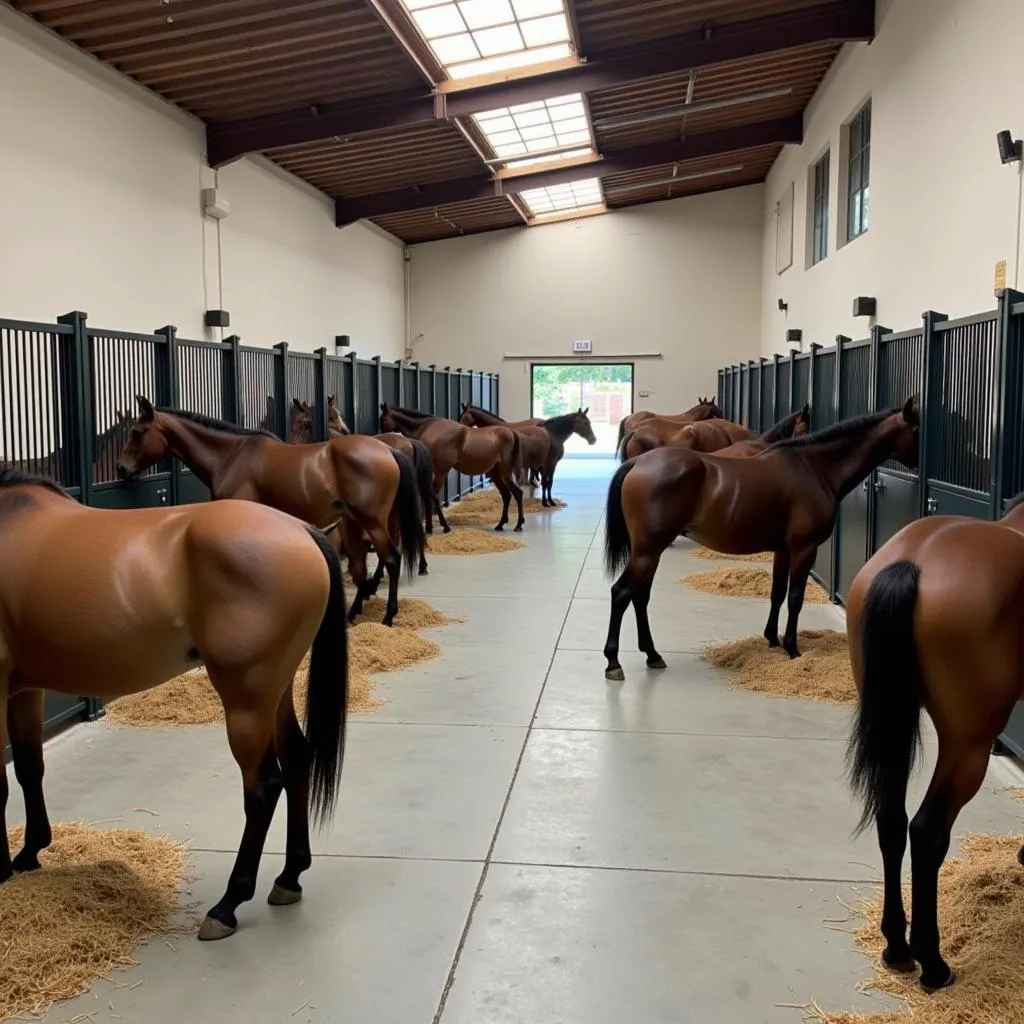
[
  {"left": 605, "top": 667, "right": 625, "bottom": 682},
  {"left": 268, "top": 883, "right": 303, "bottom": 906},
  {"left": 785, "top": 647, "right": 801, "bottom": 660},
  {"left": 12, "top": 850, "right": 42, "bottom": 873},
  {"left": 646, "top": 657, "right": 667, "bottom": 670},
  {"left": 1017, "top": 844, "right": 1024, "bottom": 867},
  {"left": 442, "top": 526, "right": 452, "bottom": 534},
  {"left": 198, "top": 915, "right": 237, "bottom": 941},
  {"left": 514, "top": 524, "right": 524, "bottom": 533},
  {"left": 0, "top": 865, "right": 13, "bottom": 885},
  {"left": 418, "top": 567, "right": 429, "bottom": 576},
  {"left": 881, "top": 950, "right": 917, "bottom": 974},
  {"left": 920, "top": 968, "right": 956, "bottom": 993},
  {"left": 494, "top": 524, "right": 505, "bottom": 532},
  {"left": 765, "top": 635, "right": 780, "bottom": 648}
]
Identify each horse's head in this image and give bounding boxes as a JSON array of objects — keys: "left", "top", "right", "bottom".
[
  {"left": 692, "top": 397, "right": 724, "bottom": 421},
  {"left": 458, "top": 402, "right": 475, "bottom": 426},
  {"left": 572, "top": 406, "right": 597, "bottom": 445},
  {"left": 890, "top": 394, "right": 921, "bottom": 469},
  {"left": 794, "top": 403, "right": 812, "bottom": 437},
  {"left": 289, "top": 398, "right": 314, "bottom": 444},
  {"left": 379, "top": 402, "right": 397, "bottom": 432},
  {"left": 326, "top": 395, "right": 350, "bottom": 436},
  {"left": 117, "top": 395, "right": 168, "bottom": 480}
]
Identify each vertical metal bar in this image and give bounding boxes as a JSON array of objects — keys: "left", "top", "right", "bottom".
[
  {"left": 154, "top": 325, "right": 179, "bottom": 506},
  {"left": 58, "top": 311, "right": 92, "bottom": 505},
  {"left": 918, "top": 310, "right": 949, "bottom": 519},
  {"left": 771, "top": 354, "right": 781, "bottom": 421},
  {"left": 787, "top": 350, "right": 797, "bottom": 415},
  {"left": 273, "top": 342, "right": 289, "bottom": 440},
  {"left": 991, "top": 290, "right": 1023, "bottom": 517},
  {"left": 222, "top": 334, "right": 241, "bottom": 423},
  {"left": 314, "top": 347, "right": 329, "bottom": 442},
  {"left": 807, "top": 343, "right": 820, "bottom": 414}
]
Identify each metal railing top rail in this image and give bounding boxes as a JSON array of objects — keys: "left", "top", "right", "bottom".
[
  {"left": 0, "top": 317, "right": 75, "bottom": 335},
  {"left": 934, "top": 309, "right": 998, "bottom": 331}
]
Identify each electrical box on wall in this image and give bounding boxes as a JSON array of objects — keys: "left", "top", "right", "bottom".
[{"left": 201, "top": 187, "right": 230, "bottom": 219}]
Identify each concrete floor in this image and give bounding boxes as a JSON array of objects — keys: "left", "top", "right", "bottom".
[{"left": 11, "top": 459, "right": 1024, "bottom": 1024}]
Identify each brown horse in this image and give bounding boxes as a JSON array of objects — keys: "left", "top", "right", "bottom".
[
  {"left": 532, "top": 409, "right": 598, "bottom": 506},
  {"left": 715, "top": 405, "right": 812, "bottom": 457},
  {"left": 379, "top": 404, "right": 524, "bottom": 532},
  {"left": 616, "top": 396, "right": 723, "bottom": 451},
  {"left": 602, "top": 398, "right": 920, "bottom": 679},
  {"left": 290, "top": 398, "right": 435, "bottom": 576},
  {"left": 844, "top": 494, "right": 1024, "bottom": 993},
  {"left": 459, "top": 404, "right": 545, "bottom": 487},
  {"left": 0, "top": 466, "right": 347, "bottom": 940},
  {"left": 117, "top": 398, "right": 423, "bottom": 626}
]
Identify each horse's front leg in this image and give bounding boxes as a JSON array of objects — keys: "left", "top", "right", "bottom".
[
  {"left": 432, "top": 472, "right": 451, "bottom": 533},
  {"left": 781, "top": 545, "right": 818, "bottom": 658},
  {"left": 8, "top": 689, "right": 52, "bottom": 872},
  {"left": 763, "top": 549, "right": 791, "bottom": 647}
]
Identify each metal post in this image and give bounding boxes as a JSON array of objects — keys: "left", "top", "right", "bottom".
[
  {"left": 154, "top": 325, "right": 180, "bottom": 506},
  {"left": 222, "top": 334, "right": 241, "bottom": 424},
  {"left": 348, "top": 351, "right": 360, "bottom": 434},
  {"left": 829, "top": 335, "right": 850, "bottom": 599},
  {"left": 772, "top": 353, "right": 781, "bottom": 421},
  {"left": 756, "top": 357, "right": 767, "bottom": 431},
  {"left": 445, "top": 368, "right": 454, "bottom": 500},
  {"left": 990, "top": 289, "right": 1024, "bottom": 519},
  {"left": 57, "top": 311, "right": 93, "bottom": 507},
  {"left": 787, "top": 349, "right": 798, "bottom": 415},
  {"left": 807, "top": 343, "right": 821, "bottom": 415},
  {"left": 918, "top": 310, "right": 948, "bottom": 519},
  {"left": 273, "top": 341, "right": 289, "bottom": 440},
  {"left": 314, "top": 347, "right": 329, "bottom": 441}
]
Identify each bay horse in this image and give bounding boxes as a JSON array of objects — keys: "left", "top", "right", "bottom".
[
  {"left": 602, "top": 398, "right": 920, "bottom": 680},
  {"left": 459, "top": 404, "right": 544, "bottom": 487},
  {"left": 844, "top": 493, "right": 1024, "bottom": 993},
  {"left": 117, "top": 398, "right": 422, "bottom": 626},
  {"left": 291, "top": 397, "right": 434, "bottom": 576},
  {"left": 0, "top": 466, "right": 348, "bottom": 941},
  {"left": 533, "top": 409, "right": 598, "bottom": 506},
  {"left": 379, "top": 404, "right": 524, "bottom": 532},
  {"left": 622, "top": 406, "right": 812, "bottom": 461},
  {"left": 616, "top": 396, "right": 723, "bottom": 451}
]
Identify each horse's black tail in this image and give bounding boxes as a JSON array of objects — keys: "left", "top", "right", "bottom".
[
  {"left": 409, "top": 438, "right": 436, "bottom": 531},
  {"left": 303, "top": 527, "right": 349, "bottom": 831},
  {"left": 510, "top": 429, "right": 522, "bottom": 473},
  {"left": 604, "top": 459, "right": 635, "bottom": 576},
  {"left": 391, "top": 449, "right": 423, "bottom": 580},
  {"left": 847, "top": 559, "right": 924, "bottom": 837}
]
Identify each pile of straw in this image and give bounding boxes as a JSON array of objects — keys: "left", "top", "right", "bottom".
[
  {"left": 428, "top": 528, "right": 525, "bottom": 555},
  {"left": 681, "top": 567, "right": 829, "bottom": 603},
  {"left": 689, "top": 545, "right": 774, "bottom": 563},
  {"left": 0, "top": 821, "right": 189, "bottom": 1020},
  {"left": 806, "top": 833, "right": 1024, "bottom": 1024},
  {"left": 444, "top": 488, "right": 564, "bottom": 527},
  {"left": 702, "top": 629, "right": 855, "bottom": 704},
  {"left": 104, "top": 600, "right": 457, "bottom": 727}
]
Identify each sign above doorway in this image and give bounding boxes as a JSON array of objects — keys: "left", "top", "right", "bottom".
[{"left": 572, "top": 339, "right": 592, "bottom": 353}]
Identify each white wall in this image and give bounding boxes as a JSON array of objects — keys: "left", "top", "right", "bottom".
[
  {"left": 409, "top": 186, "right": 765, "bottom": 419},
  {"left": 0, "top": 5, "right": 404, "bottom": 356},
  {"left": 761, "top": 0, "right": 1024, "bottom": 354}
]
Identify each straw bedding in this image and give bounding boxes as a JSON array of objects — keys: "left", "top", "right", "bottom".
[
  {"left": 682, "top": 567, "right": 829, "bottom": 603},
  {"left": 805, "top": 834, "right": 1024, "bottom": 1024},
  {"left": 688, "top": 545, "right": 774, "bottom": 563},
  {"left": 104, "top": 599, "right": 457, "bottom": 727},
  {"left": 427, "top": 527, "right": 525, "bottom": 555},
  {"left": 0, "top": 821, "right": 189, "bottom": 1020},
  {"left": 444, "top": 487, "right": 564, "bottom": 527},
  {"left": 702, "top": 629, "right": 855, "bottom": 704}
]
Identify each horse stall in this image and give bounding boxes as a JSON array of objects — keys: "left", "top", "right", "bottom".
[
  {"left": 716, "top": 287, "right": 1024, "bottom": 758},
  {"left": 0, "top": 309, "right": 498, "bottom": 744}
]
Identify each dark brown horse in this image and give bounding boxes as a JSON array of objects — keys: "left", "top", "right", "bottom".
[
  {"left": 0, "top": 466, "right": 347, "bottom": 940},
  {"left": 616, "top": 397, "right": 723, "bottom": 451},
  {"left": 844, "top": 494, "right": 1024, "bottom": 993},
  {"left": 290, "top": 397, "right": 435, "bottom": 576},
  {"left": 379, "top": 404, "right": 524, "bottom": 532},
  {"left": 459, "top": 404, "right": 545, "bottom": 487},
  {"left": 715, "top": 405, "right": 811, "bottom": 457},
  {"left": 602, "top": 398, "right": 920, "bottom": 679},
  {"left": 117, "top": 398, "right": 423, "bottom": 626},
  {"left": 532, "top": 409, "right": 598, "bottom": 506}
]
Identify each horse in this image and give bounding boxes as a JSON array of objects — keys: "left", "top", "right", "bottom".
[
  {"left": 615, "top": 396, "right": 723, "bottom": 451},
  {"left": 290, "top": 397, "right": 434, "bottom": 576},
  {"left": 379, "top": 404, "right": 525, "bottom": 532},
  {"left": 533, "top": 409, "right": 598, "bottom": 507},
  {"left": 0, "top": 466, "right": 348, "bottom": 941},
  {"left": 602, "top": 398, "right": 920, "bottom": 680},
  {"left": 116, "top": 397, "right": 423, "bottom": 626},
  {"left": 843, "top": 493, "right": 1024, "bottom": 993},
  {"left": 623, "top": 406, "right": 812, "bottom": 461},
  {"left": 458, "top": 404, "right": 545, "bottom": 487}
]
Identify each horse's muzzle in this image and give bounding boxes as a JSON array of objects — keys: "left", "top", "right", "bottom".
[{"left": 116, "top": 463, "right": 139, "bottom": 482}]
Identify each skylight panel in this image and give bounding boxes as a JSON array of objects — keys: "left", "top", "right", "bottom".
[
  {"left": 519, "top": 177, "right": 604, "bottom": 218},
  {"left": 472, "top": 92, "right": 595, "bottom": 164}
]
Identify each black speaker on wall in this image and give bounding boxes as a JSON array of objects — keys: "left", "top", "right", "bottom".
[
  {"left": 786, "top": 328, "right": 803, "bottom": 344},
  {"left": 852, "top": 296, "right": 877, "bottom": 317},
  {"left": 204, "top": 309, "right": 230, "bottom": 328}
]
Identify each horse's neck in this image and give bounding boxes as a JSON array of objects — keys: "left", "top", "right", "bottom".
[
  {"left": 803, "top": 418, "right": 902, "bottom": 499},
  {"left": 545, "top": 419, "right": 574, "bottom": 442},
  {"left": 161, "top": 418, "right": 251, "bottom": 489},
  {"left": 391, "top": 413, "right": 428, "bottom": 437}
]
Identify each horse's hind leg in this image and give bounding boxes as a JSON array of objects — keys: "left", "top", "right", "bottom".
[
  {"left": 268, "top": 686, "right": 312, "bottom": 906},
  {"left": 505, "top": 469, "right": 525, "bottom": 531},
  {"left": 763, "top": 549, "right": 791, "bottom": 647},
  {"left": 200, "top": 694, "right": 283, "bottom": 940},
  {"left": 368, "top": 523, "right": 402, "bottom": 627},
  {"left": 876, "top": 776, "right": 914, "bottom": 972},
  {"left": 491, "top": 471, "right": 512, "bottom": 530},
  {"left": 908, "top": 744, "right": 989, "bottom": 991},
  {"left": 781, "top": 545, "right": 818, "bottom": 658},
  {"left": 8, "top": 690, "right": 52, "bottom": 872},
  {"left": 432, "top": 474, "right": 451, "bottom": 534},
  {"left": 632, "top": 558, "right": 665, "bottom": 670}
]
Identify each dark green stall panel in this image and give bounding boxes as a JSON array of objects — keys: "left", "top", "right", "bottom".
[
  {"left": 872, "top": 470, "right": 919, "bottom": 550},
  {"left": 923, "top": 481, "right": 991, "bottom": 519},
  {"left": 836, "top": 479, "right": 870, "bottom": 604}
]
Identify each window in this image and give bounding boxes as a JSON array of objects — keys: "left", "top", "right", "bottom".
[
  {"left": 811, "top": 150, "right": 830, "bottom": 265},
  {"left": 775, "top": 181, "right": 794, "bottom": 274},
  {"left": 846, "top": 101, "right": 871, "bottom": 240}
]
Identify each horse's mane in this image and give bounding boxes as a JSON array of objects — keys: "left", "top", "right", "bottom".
[
  {"left": 760, "top": 405, "right": 808, "bottom": 443},
  {"left": 541, "top": 411, "right": 583, "bottom": 432},
  {"left": 1006, "top": 489, "right": 1024, "bottom": 513},
  {"left": 771, "top": 407, "right": 897, "bottom": 449},
  {"left": 157, "top": 407, "right": 278, "bottom": 439},
  {"left": 0, "top": 465, "right": 72, "bottom": 499},
  {"left": 386, "top": 406, "right": 435, "bottom": 421}
]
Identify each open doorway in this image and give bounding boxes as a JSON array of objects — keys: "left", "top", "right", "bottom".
[{"left": 531, "top": 363, "right": 634, "bottom": 457}]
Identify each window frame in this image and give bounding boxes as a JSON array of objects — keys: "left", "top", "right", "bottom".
[
  {"left": 810, "top": 149, "right": 830, "bottom": 265},
  {"left": 846, "top": 101, "right": 871, "bottom": 242}
]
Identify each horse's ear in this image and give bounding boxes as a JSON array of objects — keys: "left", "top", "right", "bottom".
[
  {"left": 801, "top": 402, "right": 810, "bottom": 418},
  {"left": 292, "top": 397, "right": 302, "bottom": 408},
  {"left": 327, "top": 394, "right": 335, "bottom": 405},
  {"left": 380, "top": 402, "right": 389, "bottom": 412},
  {"left": 136, "top": 394, "right": 155, "bottom": 421},
  {"left": 902, "top": 394, "right": 920, "bottom": 426},
  {"left": 582, "top": 406, "right": 589, "bottom": 415}
]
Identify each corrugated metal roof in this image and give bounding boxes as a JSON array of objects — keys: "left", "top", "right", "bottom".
[{"left": 4, "top": 0, "right": 868, "bottom": 242}]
